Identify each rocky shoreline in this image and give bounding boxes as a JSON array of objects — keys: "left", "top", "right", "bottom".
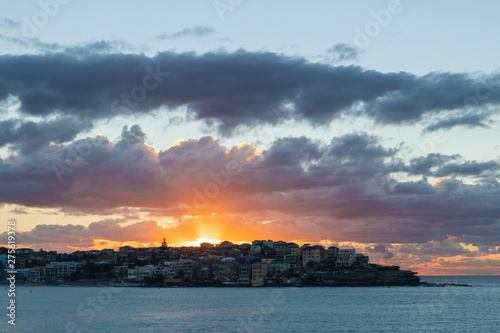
[{"left": 301, "top": 270, "right": 469, "bottom": 287}]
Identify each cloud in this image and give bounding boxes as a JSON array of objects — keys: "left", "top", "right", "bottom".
[
  {"left": 88, "top": 219, "right": 166, "bottom": 243},
  {"left": 0, "top": 116, "right": 93, "bottom": 153},
  {"left": 359, "top": 241, "right": 500, "bottom": 274},
  {"left": 366, "top": 244, "right": 394, "bottom": 259},
  {"left": 396, "top": 242, "right": 470, "bottom": 257},
  {"left": 407, "top": 153, "right": 457, "bottom": 175},
  {"left": 424, "top": 113, "right": 491, "bottom": 132},
  {"left": 0, "top": 31, "right": 61, "bottom": 53},
  {"left": 325, "top": 43, "right": 362, "bottom": 63},
  {"left": 0, "top": 217, "right": 172, "bottom": 250},
  {"left": 0, "top": 50, "right": 498, "bottom": 149},
  {"left": 1, "top": 127, "right": 499, "bottom": 247},
  {"left": 434, "top": 161, "right": 499, "bottom": 178},
  {"left": 407, "top": 153, "right": 499, "bottom": 178},
  {"left": 156, "top": 25, "right": 216, "bottom": 40},
  {"left": 0, "top": 18, "right": 141, "bottom": 55},
  {"left": 8, "top": 224, "right": 92, "bottom": 247},
  {"left": 10, "top": 207, "right": 28, "bottom": 214},
  {"left": 0, "top": 17, "right": 21, "bottom": 29}
]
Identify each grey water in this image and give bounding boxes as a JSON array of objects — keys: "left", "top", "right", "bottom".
[{"left": 1, "top": 276, "right": 499, "bottom": 332}]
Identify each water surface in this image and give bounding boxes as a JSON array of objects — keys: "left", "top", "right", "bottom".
[{"left": 1, "top": 276, "right": 499, "bottom": 332}]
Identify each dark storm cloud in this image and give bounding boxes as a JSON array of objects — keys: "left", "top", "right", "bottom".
[{"left": 0, "top": 50, "right": 498, "bottom": 149}]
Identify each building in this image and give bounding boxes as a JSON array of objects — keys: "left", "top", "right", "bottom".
[
  {"left": 17, "top": 248, "right": 35, "bottom": 256},
  {"left": 119, "top": 246, "right": 135, "bottom": 253},
  {"left": 162, "top": 266, "right": 177, "bottom": 280},
  {"left": 45, "top": 262, "right": 80, "bottom": 279},
  {"left": 137, "top": 266, "right": 155, "bottom": 281},
  {"left": 219, "top": 241, "right": 234, "bottom": 248},
  {"left": 285, "top": 247, "right": 301, "bottom": 263},
  {"left": 237, "top": 263, "right": 251, "bottom": 286},
  {"left": 100, "top": 249, "right": 116, "bottom": 256},
  {"left": 20, "top": 268, "right": 40, "bottom": 282},
  {"left": 273, "top": 241, "right": 288, "bottom": 256},
  {"left": 178, "top": 259, "right": 196, "bottom": 278},
  {"left": 263, "top": 240, "right": 275, "bottom": 248},
  {"left": 221, "top": 257, "right": 236, "bottom": 262},
  {"left": 125, "top": 268, "right": 138, "bottom": 281},
  {"left": 196, "top": 264, "right": 211, "bottom": 280},
  {"left": 3, "top": 238, "right": 376, "bottom": 287},
  {"left": 261, "top": 257, "right": 275, "bottom": 265},
  {"left": 113, "top": 265, "right": 129, "bottom": 279},
  {"left": 326, "top": 246, "right": 339, "bottom": 264},
  {"left": 212, "top": 263, "right": 239, "bottom": 283},
  {"left": 336, "top": 249, "right": 356, "bottom": 267},
  {"left": 251, "top": 262, "right": 269, "bottom": 287},
  {"left": 0, "top": 253, "right": 7, "bottom": 269},
  {"left": 227, "top": 248, "right": 242, "bottom": 258},
  {"left": 269, "top": 260, "right": 291, "bottom": 276},
  {"left": 34, "top": 266, "right": 46, "bottom": 279},
  {"left": 301, "top": 245, "right": 326, "bottom": 266},
  {"left": 250, "top": 245, "right": 262, "bottom": 254}
]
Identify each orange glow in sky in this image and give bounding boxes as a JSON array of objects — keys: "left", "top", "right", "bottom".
[{"left": 185, "top": 238, "right": 222, "bottom": 247}]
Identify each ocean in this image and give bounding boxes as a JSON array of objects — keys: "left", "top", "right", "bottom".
[{"left": 2, "top": 276, "right": 499, "bottom": 332}]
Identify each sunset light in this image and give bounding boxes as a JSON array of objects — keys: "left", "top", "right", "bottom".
[
  {"left": 1, "top": 2, "right": 500, "bottom": 331},
  {"left": 185, "top": 238, "right": 222, "bottom": 247}
]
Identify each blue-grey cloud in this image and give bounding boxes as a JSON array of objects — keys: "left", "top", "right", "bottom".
[
  {"left": 325, "top": 43, "right": 362, "bottom": 63},
  {"left": 0, "top": 117, "right": 92, "bottom": 153},
  {"left": 407, "top": 153, "right": 499, "bottom": 178},
  {"left": 0, "top": 50, "right": 498, "bottom": 151},
  {"left": 0, "top": 17, "right": 21, "bottom": 28},
  {"left": 156, "top": 25, "right": 216, "bottom": 40},
  {"left": 424, "top": 113, "right": 491, "bottom": 132}
]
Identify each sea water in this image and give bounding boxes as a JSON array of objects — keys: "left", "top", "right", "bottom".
[{"left": 1, "top": 276, "right": 499, "bottom": 332}]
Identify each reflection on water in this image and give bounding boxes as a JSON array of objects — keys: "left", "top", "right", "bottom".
[{"left": 1, "top": 277, "right": 499, "bottom": 332}]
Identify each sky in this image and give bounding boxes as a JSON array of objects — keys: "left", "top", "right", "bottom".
[{"left": 0, "top": 0, "right": 500, "bottom": 275}]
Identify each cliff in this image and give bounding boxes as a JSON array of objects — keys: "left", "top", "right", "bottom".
[{"left": 312, "top": 269, "right": 421, "bottom": 287}]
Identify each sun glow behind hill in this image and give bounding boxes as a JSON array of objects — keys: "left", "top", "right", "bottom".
[{"left": 185, "top": 238, "right": 222, "bottom": 247}]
